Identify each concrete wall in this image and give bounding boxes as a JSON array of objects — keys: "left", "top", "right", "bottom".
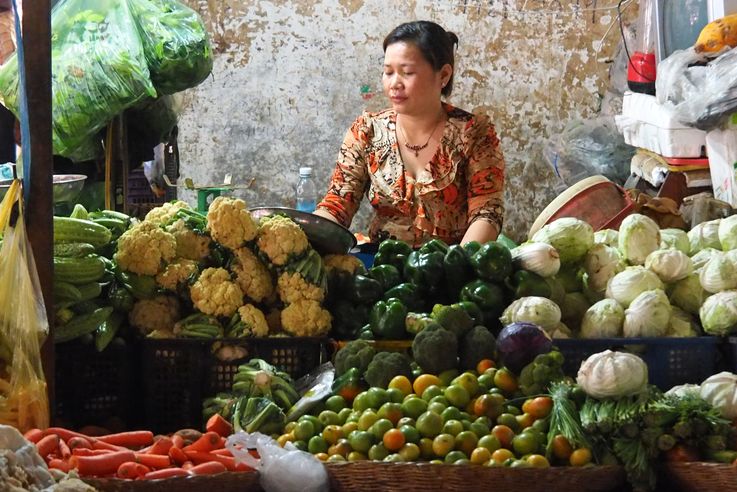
[{"left": 177, "top": 0, "right": 629, "bottom": 242}]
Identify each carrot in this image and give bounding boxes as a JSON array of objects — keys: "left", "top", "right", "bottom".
[
  {"left": 168, "top": 446, "right": 187, "bottom": 466},
  {"left": 134, "top": 453, "right": 171, "bottom": 469},
  {"left": 210, "top": 448, "right": 233, "bottom": 456},
  {"left": 58, "top": 438, "right": 72, "bottom": 460},
  {"left": 148, "top": 436, "right": 173, "bottom": 455},
  {"left": 73, "top": 448, "right": 114, "bottom": 457},
  {"left": 184, "top": 450, "right": 241, "bottom": 472},
  {"left": 48, "top": 459, "right": 72, "bottom": 473},
  {"left": 44, "top": 427, "right": 89, "bottom": 442},
  {"left": 24, "top": 428, "right": 44, "bottom": 443},
  {"left": 97, "top": 431, "right": 154, "bottom": 448},
  {"left": 188, "top": 461, "right": 227, "bottom": 476},
  {"left": 117, "top": 461, "right": 141, "bottom": 480},
  {"left": 182, "top": 461, "right": 194, "bottom": 470},
  {"left": 36, "top": 434, "right": 59, "bottom": 459},
  {"left": 144, "top": 468, "right": 190, "bottom": 480},
  {"left": 171, "top": 434, "right": 185, "bottom": 448},
  {"left": 182, "top": 431, "right": 221, "bottom": 453},
  {"left": 91, "top": 439, "right": 127, "bottom": 452},
  {"left": 70, "top": 450, "right": 136, "bottom": 476},
  {"left": 68, "top": 436, "right": 93, "bottom": 450},
  {"left": 206, "top": 414, "right": 233, "bottom": 438}
]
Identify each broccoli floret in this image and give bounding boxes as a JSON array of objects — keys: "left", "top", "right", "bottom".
[
  {"left": 364, "top": 352, "right": 413, "bottom": 388},
  {"left": 459, "top": 325, "right": 496, "bottom": 370},
  {"left": 431, "top": 303, "right": 474, "bottom": 338},
  {"left": 411, "top": 324, "right": 458, "bottom": 375},
  {"left": 334, "top": 340, "right": 376, "bottom": 377}
]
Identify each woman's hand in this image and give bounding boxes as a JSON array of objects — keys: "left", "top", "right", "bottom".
[{"left": 461, "top": 220, "right": 499, "bottom": 245}]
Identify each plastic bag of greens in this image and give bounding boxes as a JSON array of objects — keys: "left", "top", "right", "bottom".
[
  {"left": 128, "top": 0, "right": 213, "bottom": 95},
  {"left": 0, "top": 181, "right": 50, "bottom": 431},
  {"left": 0, "top": 0, "right": 156, "bottom": 159}
]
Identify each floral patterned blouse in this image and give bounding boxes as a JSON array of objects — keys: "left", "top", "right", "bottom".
[{"left": 317, "top": 103, "right": 505, "bottom": 246}]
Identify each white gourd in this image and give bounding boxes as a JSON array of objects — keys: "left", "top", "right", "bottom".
[{"left": 576, "top": 350, "right": 648, "bottom": 399}]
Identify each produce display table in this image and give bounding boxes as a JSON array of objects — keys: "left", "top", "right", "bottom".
[{"left": 83, "top": 471, "right": 262, "bottom": 492}]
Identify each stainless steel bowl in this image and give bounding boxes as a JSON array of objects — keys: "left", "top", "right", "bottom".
[
  {"left": 250, "top": 206, "right": 357, "bottom": 255},
  {"left": 0, "top": 174, "right": 87, "bottom": 205}
]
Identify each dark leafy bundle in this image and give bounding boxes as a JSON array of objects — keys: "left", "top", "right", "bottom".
[{"left": 129, "top": 0, "right": 213, "bottom": 95}]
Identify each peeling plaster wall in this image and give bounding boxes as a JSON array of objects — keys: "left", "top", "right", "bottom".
[{"left": 177, "top": 0, "right": 629, "bottom": 241}]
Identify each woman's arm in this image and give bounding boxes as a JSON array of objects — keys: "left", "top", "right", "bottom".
[
  {"left": 461, "top": 219, "right": 499, "bottom": 244},
  {"left": 315, "top": 116, "right": 371, "bottom": 227}
]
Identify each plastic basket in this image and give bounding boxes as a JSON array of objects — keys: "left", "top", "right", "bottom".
[
  {"left": 141, "top": 337, "right": 329, "bottom": 433},
  {"left": 554, "top": 337, "right": 720, "bottom": 390},
  {"left": 54, "top": 338, "right": 139, "bottom": 431}
]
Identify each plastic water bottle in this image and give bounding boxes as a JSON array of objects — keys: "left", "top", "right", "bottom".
[{"left": 295, "top": 166, "right": 317, "bottom": 213}]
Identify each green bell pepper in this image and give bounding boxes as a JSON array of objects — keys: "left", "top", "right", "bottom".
[
  {"left": 507, "top": 270, "right": 552, "bottom": 299},
  {"left": 351, "top": 274, "right": 384, "bottom": 305},
  {"left": 469, "top": 242, "right": 513, "bottom": 282},
  {"left": 109, "top": 282, "right": 135, "bottom": 312},
  {"left": 419, "top": 238, "right": 449, "bottom": 255},
  {"left": 460, "top": 279, "right": 507, "bottom": 322},
  {"left": 443, "top": 244, "right": 474, "bottom": 298},
  {"left": 369, "top": 264, "right": 402, "bottom": 291},
  {"left": 463, "top": 241, "right": 482, "bottom": 257},
  {"left": 496, "top": 233, "right": 518, "bottom": 251},
  {"left": 374, "top": 239, "right": 413, "bottom": 272},
  {"left": 369, "top": 298, "right": 408, "bottom": 339},
  {"left": 358, "top": 325, "right": 374, "bottom": 340},
  {"left": 384, "top": 282, "right": 422, "bottom": 311},
  {"left": 403, "top": 250, "right": 444, "bottom": 296},
  {"left": 331, "top": 300, "right": 370, "bottom": 339},
  {"left": 457, "top": 300, "right": 484, "bottom": 326},
  {"left": 114, "top": 268, "right": 157, "bottom": 300}
]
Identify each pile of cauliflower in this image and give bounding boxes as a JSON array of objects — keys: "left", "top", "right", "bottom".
[{"left": 117, "top": 197, "right": 333, "bottom": 338}]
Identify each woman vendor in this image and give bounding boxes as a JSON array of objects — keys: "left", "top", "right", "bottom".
[{"left": 314, "top": 20, "right": 505, "bottom": 246}]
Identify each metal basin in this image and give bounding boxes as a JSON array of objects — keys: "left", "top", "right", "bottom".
[
  {"left": 0, "top": 174, "right": 87, "bottom": 205},
  {"left": 249, "top": 206, "right": 357, "bottom": 255}
]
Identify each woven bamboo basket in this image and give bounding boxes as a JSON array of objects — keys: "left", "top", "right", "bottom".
[
  {"left": 326, "top": 462, "right": 626, "bottom": 492},
  {"left": 664, "top": 462, "right": 737, "bottom": 492},
  {"left": 83, "top": 471, "right": 262, "bottom": 492}
]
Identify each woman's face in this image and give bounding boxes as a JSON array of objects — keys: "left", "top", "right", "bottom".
[{"left": 382, "top": 41, "right": 449, "bottom": 116}]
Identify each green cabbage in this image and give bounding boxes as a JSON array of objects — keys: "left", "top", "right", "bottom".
[
  {"left": 668, "top": 273, "right": 710, "bottom": 316},
  {"left": 660, "top": 228, "right": 690, "bottom": 255},
  {"left": 618, "top": 214, "right": 661, "bottom": 265},
  {"left": 531, "top": 218, "right": 594, "bottom": 266},
  {"left": 700, "top": 290, "right": 737, "bottom": 336},
  {"left": 606, "top": 266, "right": 664, "bottom": 307},
  {"left": 500, "top": 296, "right": 561, "bottom": 333},
  {"left": 580, "top": 299, "right": 624, "bottom": 338},
  {"left": 721, "top": 215, "right": 737, "bottom": 251},
  {"left": 689, "top": 220, "right": 722, "bottom": 254},
  {"left": 623, "top": 289, "right": 671, "bottom": 337}
]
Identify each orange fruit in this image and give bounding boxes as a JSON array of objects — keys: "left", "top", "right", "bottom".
[
  {"left": 413, "top": 374, "right": 442, "bottom": 397},
  {"left": 570, "top": 448, "right": 593, "bottom": 467},
  {"left": 476, "top": 359, "right": 495, "bottom": 374},
  {"left": 491, "top": 425, "right": 515, "bottom": 449},
  {"left": 388, "top": 375, "right": 413, "bottom": 397},
  {"left": 382, "top": 428, "right": 406, "bottom": 451}
]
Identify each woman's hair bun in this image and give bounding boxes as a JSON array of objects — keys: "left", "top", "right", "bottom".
[{"left": 446, "top": 31, "right": 459, "bottom": 46}]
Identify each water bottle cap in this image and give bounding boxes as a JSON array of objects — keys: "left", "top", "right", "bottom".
[{"left": 299, "top": 166, "right": 313, "bottom": 177}]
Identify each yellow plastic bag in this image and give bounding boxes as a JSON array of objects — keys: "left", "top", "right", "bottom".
[{"left": 0, "top": 180, "right": 50, "bottom": 431}]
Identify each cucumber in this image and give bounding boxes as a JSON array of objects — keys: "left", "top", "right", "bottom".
[
  {"left": 53, "top": 216, "right": 112, "bottom": 248},
  {"left": 69, "top": 204, "right": 89, "bottom": 220},
  {"left": 55, "top": 307, "right": 113, "bottom": 343},
  {"left": 76, "top": 282, "right": 102, "bottom": 302},
  {"left": 71, "top": 300, "right": 102, "bottom": 315},
  {"left": 53, "top": 281, "right": 82, "bottom": 303},
  {"left": 53, "top": 242, "right": 96, "bottom": 258},
  {"left": 95, "top": 311, "right": 124, "bottom": 352},
  {"left": 91, "top": 217, "right": 128, "bottom": 235},
  {"left": 54, "top": 255, "right": 106, "bottom": 284}
]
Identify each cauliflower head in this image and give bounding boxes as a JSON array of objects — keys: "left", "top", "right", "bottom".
[
  {"left": 145, "top": 200, "right": 192, "bottom": 226},
  {"left": 206, "top": 196, "right": 258, "bottom": 250},
  {"left": 324, "top": 254, "right": 366, "bottom": 275},
  {"left": 257, "top": 215, "right": 309, "bottom": 266},
  {"left": 156, "top": 258, "right": 198, "bottom": 291},
  {"left": 167, "top": 218, "right": 212, "bottom": 261},
  {"left": 115, "top": 221, "right": 177, "bottom": 276},
  {"left": 129, "top": 295, "right": 181, "bottom": 335},
  {"left": 281, "top": 299, "right": 331, "bottom": 336},
  {"left": 234, "top": 304, "right": 269, "bottom": 337},
  {"left": 277, "top": 271, "right": 325, "bottom": 304},
  {"left": 190, "top": 267, "right": 244, "bottom": 317},
  {"left": 230, "top": 247, "right": 274, "bottom": 303}
]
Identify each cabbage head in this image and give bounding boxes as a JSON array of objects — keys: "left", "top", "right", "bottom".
[
  {"left": 691, "top": 248, "right": 723, "bottom": 272},
  {"left": 623, "top": 289, "right": 672, "bottom": 337},
  {"left": 618, "top": 214, "right": 661, "bottom": 265},
  {"left": 606, "top": 266, "right": 664, "bottom": 307},
  {"left": 700, "top": 290, "right": 737, "bottom": 336},
  {"left": 689, "top": 220, "right": 722, "bottom": 254},
  {"left": 532, "top": 218, "right": 594, "bottom": 266},
  {"left": 594, "top": 229, "right": 618, "bottom": 247},
  {"left": 645, "top": 249, "right": 693, "bottom": 283},
  {"left": 668, "top": 273, "right": 710, "bottom": 316},
  {"left": 660, "top": 228, "right": 690, "bottom": 255},
  {"left": 584, "top": 243, "right": 625, "bottom": 293},
  {"left": 699, "top": 256, "right": 737, "bottom": 293},
  {"left": 665, "top": 306, "right": 700, "bottom": 337},
  {"left": 500, "top": 296, "right": 561, "bottom": 333},
  {"left": 560, "top": 292, "right": 590, "bottom": 331},
  {"left": 580, "top": 299, "right": 624, "bottom": 338},
  {"left": 719, "top": 215, "right": 737, "bottom": 251}
]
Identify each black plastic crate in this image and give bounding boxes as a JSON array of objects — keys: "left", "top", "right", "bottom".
[
  {"left": 554, "top": 337, "right": 721, "bottom": 390},
  {"left": 141, "top": 337, "right": 329, "bottom": 434},
  {"left": 54, "top": 337, "right": 139, "bottom": 431}
]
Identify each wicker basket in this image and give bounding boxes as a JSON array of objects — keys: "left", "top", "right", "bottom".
[
  {"left": 326, "top": 462, "right": 626, "bottom": 492},
  {"left": 663, "top": 462, "right": 737, "bottom": 492},
  {"left": 83, "top": 471, "right": 261, "bottom": 492}
]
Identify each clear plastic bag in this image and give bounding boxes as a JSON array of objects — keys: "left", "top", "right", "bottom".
[
  {"left": 0, "top": 181, "right": 50, "bottom": 431},
  {"left": 0, "top": 0, "right": 156, "bottom": 158},
  {"left": 226, "top": 432, "right": 328, "bottom": 492},
  {"left": 656, "top": 46, "right": 737, "bottom": 130},
  {"left": 128, "top": 0, "right": 213, "bottom": 95},
  {"left": 543, "top": 116, "right": 634, "bottom": 190}
]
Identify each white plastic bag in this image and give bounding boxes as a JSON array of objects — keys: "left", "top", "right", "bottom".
[
  {"left": 226, "top": 432, "right": 328, "bottom": 492},
  {"left": 0, "top": 424, "right": 56, "bottom": 490}
]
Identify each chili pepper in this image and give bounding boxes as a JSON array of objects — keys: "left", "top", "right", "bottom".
[{"left": 369, "top": 298, "right": 408, "bottom": 339}]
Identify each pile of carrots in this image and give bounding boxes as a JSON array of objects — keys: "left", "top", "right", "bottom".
[{"left": 24, "top": 414, "right": 254, "bottom": 480}]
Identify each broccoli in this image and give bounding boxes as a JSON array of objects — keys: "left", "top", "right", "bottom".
[
  {"left": 459, "top": 325, "right": 496, "bottom": 371},
  {"left": 431, "top": 303, "right": 474, "bottom": 338},
  {"left": 411, "top": 324, "right": 458, "bottom": 375},
  {"left": 334, "top": 340, "right": 376, "bottom": 377},
  {"left": 364, "top": 351, "right": 413, "bottom": 388}
]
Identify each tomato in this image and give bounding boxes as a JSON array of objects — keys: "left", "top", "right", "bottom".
[
  {"left": 442, "top": 406, "right": 463, "bottom": 422},
  {"left": 432, "top": 434, "right": 456, "bottom": 457},
  {"left": 325, "top": 395, "right": 347, "bottom": 413},
  {"left": 444, "top": 450, "right": 468, "bottom": 464},
  {"left": 419, "top": 438, "right": 435, "bottom": 459},
  {"left": 414, "top": 375, "right": 442, "bottom": 397},
  {"left": 382, "top": 428, "right": 406, "bottom": 451},
  {"left": 388, "top": 375, "right": 413, "bottom": 396},
  {"left": 551, "top": 434, "right": 573, "bottom": 461},
  {"left": 322, "top": 425, "right": 343, "bottom": 445},
  {"left": 478, "top": 434, "right": 502, "bottom": 453},
  {"left": 399, "top": 443, "right": 421, "bottom": 461},
  {"left": 570, "top": 448, "right": 593, "bottom": 467},
  {"left": 315, "top": 452, "right": 329, "bottom": 462},
  {"left": 348, "top": 430, "right": 374, "bottom": 454},
  {"left": 401, "top": 397, "right": 428, "bottom": 420},
  {"left": 527, "top": 397, "right": 554, "bottom": 419},
  {"left": 341, "top": 422, "right": 358, "bottom": 436},
  {"left": 474, "top": 394, "right": 503, "bottom": 420},
  {"left": 308, "top": 435, "right": 328, "bottom": 455},
  {"left": 369, "top": 419, "right": 394, "bottom": 442},
  {"left": 399, "top": 425, "right": 420, "bottom": 444},
  {"left": 455, "top": 431, "right": 479, "bottom": 456},
  {"left": 421, "top": 385, "right": 443, "bottom": 401},
  {"left": 476, "top": 359, "right": 495, "bottom": 374},
  {"left": 496, "top": 413, "right": 521, "bottom": 433},
  {"left": 357, "top": 410, "right": 379, "bottom": 431},
  {"left": 515, "top": 413, "right": 536, "bottom": 430},
  {"left": 328, "top": 438, "right": 352, "bottom": 458},
  {"left": 491, "top": 448, "right": 515, "bottom": 463},
  {"left": 512, "top": 431, "right": 540, "bottom": 457},
  {"left": 377, "top": 402, "right": 403, "bottom": 426},
  {"left": 368, "top": 443, "right": 389, "bottom": 461},
  {"left": 293, "top": 420, "right": 315, "bottom": 441},
  {"left": 442, "top": 419, "right": 464, "bottom": 437},
  {"left": 416, "top": 411, "right": 444, "bottom": 438},
  {"left": 493, "top": 368, "right": 518, "bottom": 394},
  {"left": 470, "top": 447, "right": 492, "bottom": 465},
  {"left": 491, "top": 425, "right": 515, "bottom": 449},
  {"left": 452, "top": 372, "right": 481, "bottom": 397},
  {"left": 347, "top": 451, "right": 367, "bottom": 461},
  {"left": 397, "top": 417, "right": 416, "bottom": 428},
  {"left": 386, "top": 388, "right": 405, "bottom": 404}
]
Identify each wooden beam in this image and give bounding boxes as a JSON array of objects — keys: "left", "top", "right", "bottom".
[{"left": 22, "top": 0, "right": 54, "bottom": 417}]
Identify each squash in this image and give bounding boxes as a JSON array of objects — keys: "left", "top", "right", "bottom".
[{"left": 695, "top": 13, "right": 737, "bottom": 53}]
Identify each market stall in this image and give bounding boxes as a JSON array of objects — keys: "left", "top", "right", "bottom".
[{"left": 6, "top": 1, "right": 737, "bottom": 492}]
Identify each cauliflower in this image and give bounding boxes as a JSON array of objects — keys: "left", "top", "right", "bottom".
[
  {"left": 156, "top": 258, "right": 198, "bottom": 291},
  {"left": 324, "top": 254, "right": 366, "bottom": 275},
  {"left": 229, "top": 304, "right": 269, "bottom": 337},
  {"left": 257, "top": 215, "right": 309, "bottom": 266},
  {"left": 281, "top": 299, "right": 331, "bottom": 336},
  {"left": 129, "top": 295, "right": 180, "bottom": 335},
  {"left": 277, "top": 271, "right": 325, "bottom": 304},
  {"left": 190, "top": 267, "right": 244, "bottom": 317},
  {"left": 114, "top": 221, "right": 177, "bottom": 276},
  {"left": 144, "top": 200, "right": 192, "bottom": 226},
  {"left": 230, "top": 247, "right": 274, "bottom": 303},
  {"left": 206, "top": 196, "right": 258, "bottom": 250},
  {"left": 167, "top": 218, "right": 212, "bottom": 261}
]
